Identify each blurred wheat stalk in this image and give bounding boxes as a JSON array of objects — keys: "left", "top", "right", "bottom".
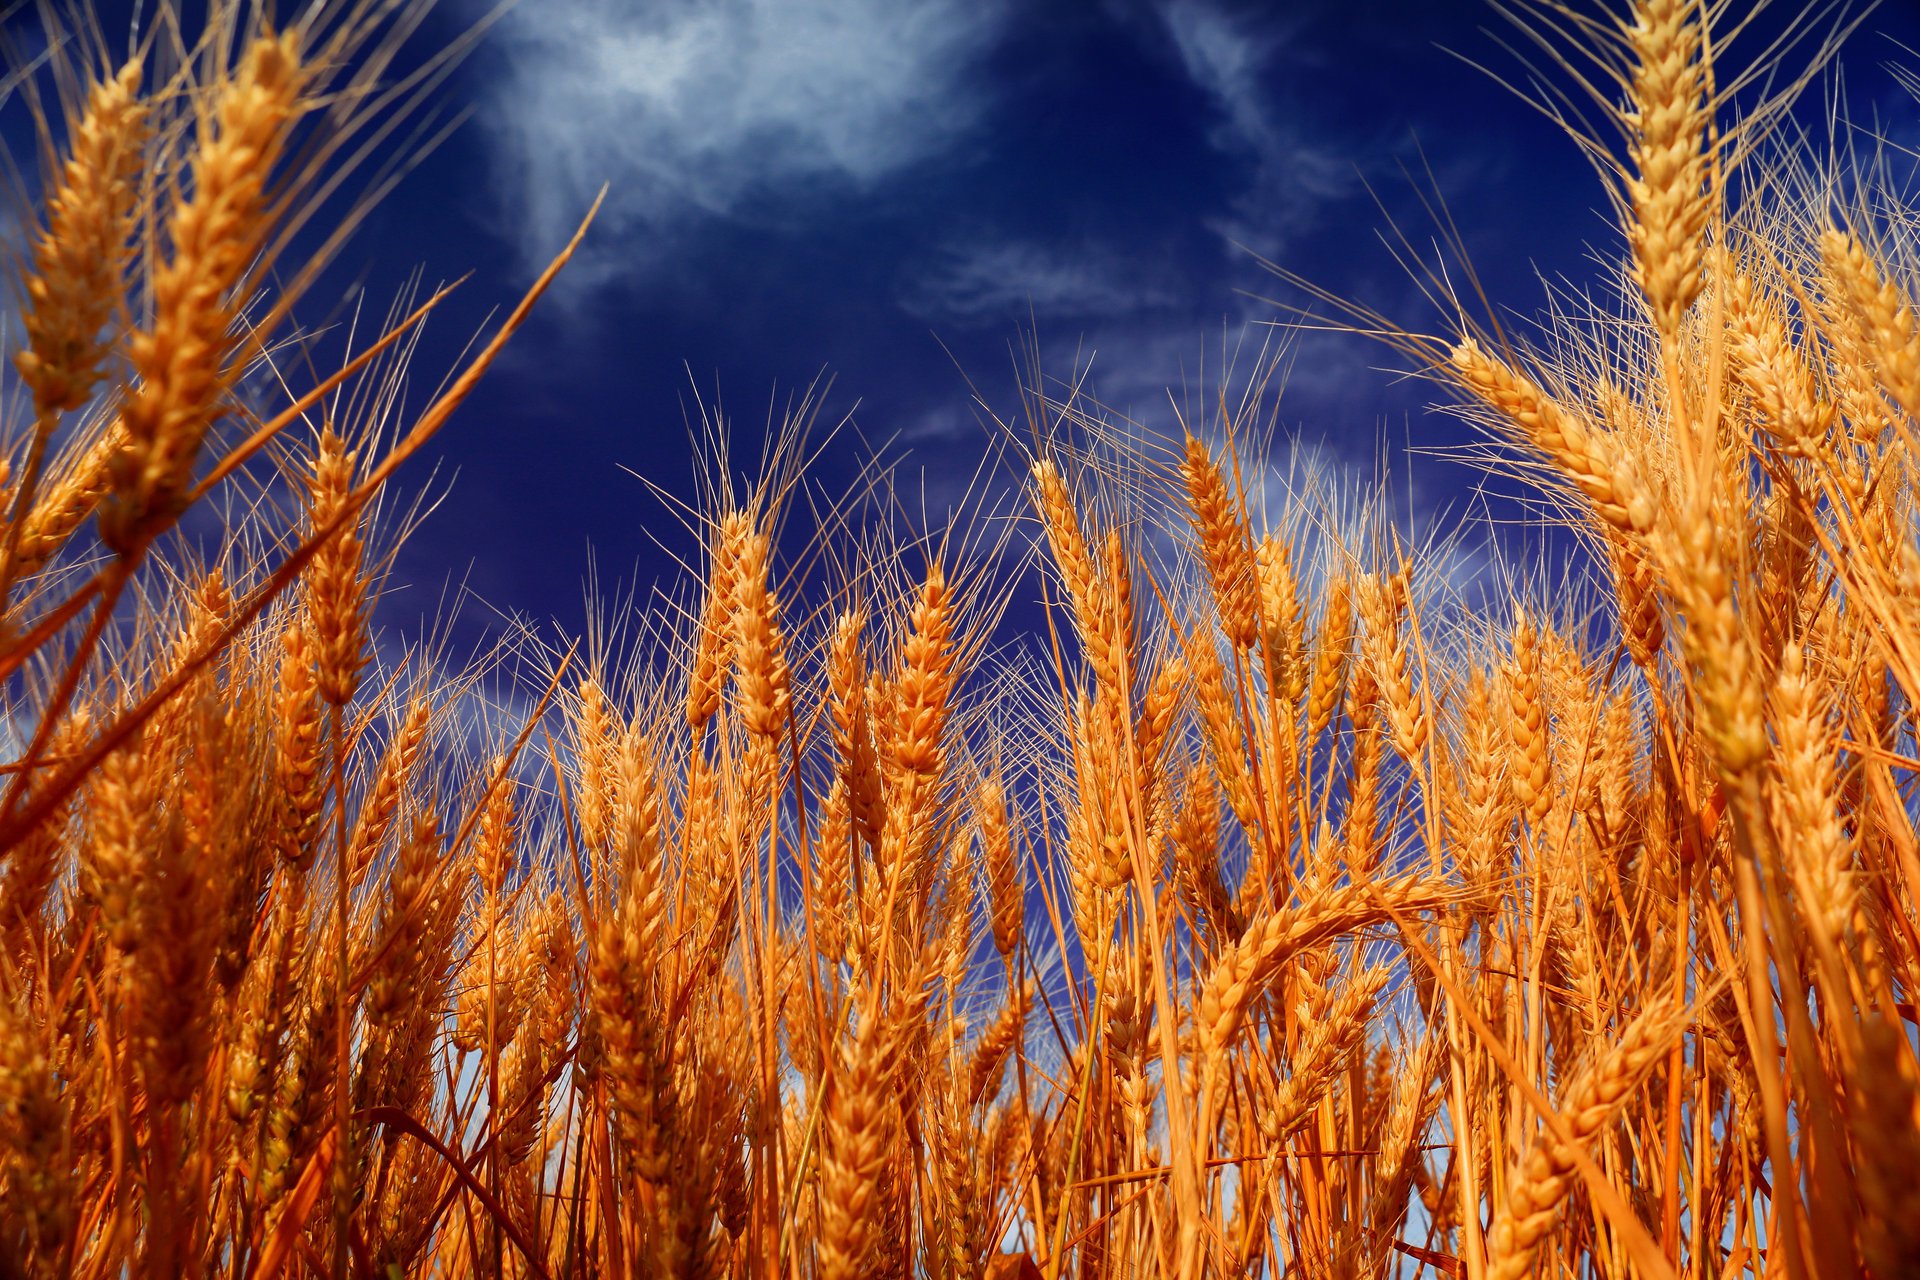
[{"left": 0, "top": 1, "right": 1917, "bottom": 1279}]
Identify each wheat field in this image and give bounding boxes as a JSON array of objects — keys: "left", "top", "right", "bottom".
[{"left": 0, "top": 0, "right": 1916, "bottom": 1277}]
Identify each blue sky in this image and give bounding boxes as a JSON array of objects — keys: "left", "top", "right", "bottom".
[{"left": 41, "top": 1, "right": 1920, "bottom": 649}]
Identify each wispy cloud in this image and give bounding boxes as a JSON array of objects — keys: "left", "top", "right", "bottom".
[
  {"left": 476, "top": 0, "right": 1008, "bottom": 282},
  {"left": 898, "top": 237, "right": 1182, "bottom": 326},
  {"left": 1153, "top": 0, "right": 1352, "bottom": 256}
]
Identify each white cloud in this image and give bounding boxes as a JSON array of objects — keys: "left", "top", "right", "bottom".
[
  {"left": 1159, "top": 0, "right": 1283, "bottom": 153},
  {"left": 477, "top": 0, "right": 1007, "bottom": 280},
  {"left": 899, "top": 238, "right": 1182, "bottom": 326},
  {"left": 1153, "top": 0, "right": 1352, "bottom": 254}
]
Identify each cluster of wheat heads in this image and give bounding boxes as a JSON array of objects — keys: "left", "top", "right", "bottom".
[
  {"left": 0, "top": 0, "right": 600, "bottom": 1275},
  {"left": 3, "top": 0, "right": 1920, "bottom": 1277}
]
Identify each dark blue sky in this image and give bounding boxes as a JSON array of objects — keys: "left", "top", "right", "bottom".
[{"left": 34, "top": 1, "right": 1920, "bottom": 650}]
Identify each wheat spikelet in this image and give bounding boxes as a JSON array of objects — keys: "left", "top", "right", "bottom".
[
  {"left": 1190, "top": 625, "right": 1257, "bottom": 833},
  {"left": 101, "top": 32, "right": 306, "bottom": 555},
  {"left": 0, "top": 981, "right": 72, "bottom": 1277},
  {"left": 9, "top": 425, "right": 120, "bottom": 583},
  {"left": 1253, "top": 963, "right": 1387, "bottom": 1144},
  {"left": 732, "top": 527, "right": 792, "bottom": 743},
  {"left": 1668, "top": 508, "right": 1767, "bottom": 774},
  {"left": 1605, "top": 532, "right": 1666, "bottom": 670},
  {"left": 1452, "top": 671, "right": 1513, "bottom": 902},
  {"left": 1623, "top": 0, "right": 1714, "bottom": 336},
  {"left": 15, "top": 62, "right": 147, "bottom": 419},
  {"left": 1505, "top": 611, "right": 1555, "bottom": 831},
  {"left": 688, "top": 511, "right": 747, "bottom": 729},
  {"left": 1359, "top": 566, "right": 1427, "bottom": 762},
  {"left": 829, "top": 608, "right": 884, "bottom": 852},
  {"left": 1308, "top": 575, "right": 1353, "bottom": 738},
  {"left": 1184, "top": 433, "right": 1258, "bottom": 651},
  {"left": 1819, "top": 227, "right": 1920, "bottom": 422},
  {"left": 1485, "top": 995, "right": 1686, "bottom": 1280},
  {"left": 967, "top": 982, "right": 1027, "bottom": 1106},
  {"left": 1343, "top": 656, "right": 1385, "bottom": 875},
  {"left": 814, "top": 776, "right": 855, "bottom": 964},
  {"left": 1769, "top": 645, "right": 1852, "bottom": 948},
  {"left": 1725, "top": 260, "right": 1835, "bottom": 449},
  {"left": 1255, "top": 532, "right": 1306, "bottom": 707},
  {"left": 818, "top": 1004, "right": 904, "bottom": 1280},
  {"left": 980, "top": 777, "right": 1021, "bottom": 957},
  {"left": 572, "top": 674, "right": 615, "bottom": 853},
  {"left": 588, "top": 851, "right": 676, "bottom": 1188},
  {"left": 1198, "top": 875, "right": 1450, "bottom": 1060},
  {"left": 272, "top": 620, "right": 324, "bottom": 867},
  {"left": 305, "top": 428, "right": 367, "bottom": 707},
  {"left": 1453, "top": 340, "right": 1655, "bottom": 535},
  {"left": 1035, "top": 456, "right": 1120, "bottom": 687},
  {"left": 347, "top": 696, "right": 433, "bottom": 888},
  {"left": 80, "top": 729, "right": 152, "bottom": 954},
  {"left": 895, "top": 561, "right": 956, "bottom": 776}
]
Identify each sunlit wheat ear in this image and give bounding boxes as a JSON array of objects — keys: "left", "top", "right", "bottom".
[
  {"left": 101, "top": 32, "right": 308, "bottom": 557},
  {"left": 1183, "top": 433, "right": 1258, "bottom": 652},
  {"left": 346, "top": 696, "right": 431, "bottom": 888},
  {"left": 1818, "top": 228, "right": 1920, "bottom": 422},
  {"left": 1604, "top": 532, "right": 1665, "bottom": 670},
  {"left": 1033, "top": 456, "right": 1119, "bottom": 688},
  {"left": 1189, "top": 624, "right": 1256, "bottom": 837},
  {"left": 272, "top": 620, "right": 324, "bottom": 868},
  {"left": 1451, "top": 340, "right": 1655, "bottom": 537},
  {"left": 571, "top": 673, "right": 613, "bottom": 852},
  {"left": 1254, "top": 532, "right": 1306, "bottom": 705},
  {"left": 1307, "top": 574, "right": 1353, "bottom": 737},
  {"left": 893, "top": 562, "right": 957, "bottom": 778},
  {"left": 829, "top": 608, "right": 883, "bottom": 852},
  {"left": 1485, "top": 996, "right": 1687, "bottom": 1280},
  {"left": 1723, "top": 256, "right": 1835, "bottom": 451},
  {"left": 1505, "top": 610, "right": 1553, "bottom": 831},
  {"left": 305, "top": 427, "right": 367, "bottom": 707},
  {"left": 818, "top": 1006, "right": 904, "bottom": 1280},
  {"left": 687, "top": 510, "right": 747, "bottom": 731},
  {"left": 1197, "top": 875, "right": 1451, "bottom": 1063},
  {"left": 1358, "top": 565, "right": 1426, "bottom": 762},
  {"left": 1252, "top": 964, "right": 1387, "bottom": 1146},
  {"left": 81, "top": 728, "right": 153, "bottom": 956},
  {"left": 1768, "top": 645, "right": 1852, "bottom": 952},
  {"left": 1369, "top": 1032, "right": 1448, "bottom": 1245},
  {"left": 978, "top": 776, "right": 1021, "bottom": 958},
  {"left": 966, "top": 979, "right": 1027, "bottom": 1106},
  {"left": 730, "top": 526, "right": 792, "bottom": 745},
  {"left": 1667, "top": 509, "right": 1768, "bottom": 776},
  {"left": 9, "top": 423, "right": 121, "bottom": 581},
  {"left": 1453, "top": 671, "right": 1514, "bottom": 906},
  {"left": 1623, "top": 0, "right": 1714, "bottom": 338},
  {"left": 15, "top": 62, "right": 147, "bottom": 419}
]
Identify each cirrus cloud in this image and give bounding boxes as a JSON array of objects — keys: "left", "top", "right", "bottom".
[{"left": 476, "top": 0, "right": 1009, "bottom": 283}]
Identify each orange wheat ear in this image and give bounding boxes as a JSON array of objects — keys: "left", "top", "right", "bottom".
[
  {"left": 894, "top": 562, "right": 956, "bottom": 778},
  {"left": 731, "top": 527, "right": 792, "bottom": 744},
  {"left": 16, "top": 61, "right": 147, "bottom": 419},
  {"left": 306, "top": 428, "right": 367, "bottom": 708},
  {"left": 1623, "top": 0, "right": 1714, "bottom": 339},
  {"left": 102, "top": 32, "right": 308, "bottom": 558},
  {"left": 1182, "top": 433, "right": 1257, "bottom": 652},
  {"left": 3, "top": 63, "right": 146, "bottom": 606},
  {"left": 687, "top": 511, "right": 747, "bottom": 731}
]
